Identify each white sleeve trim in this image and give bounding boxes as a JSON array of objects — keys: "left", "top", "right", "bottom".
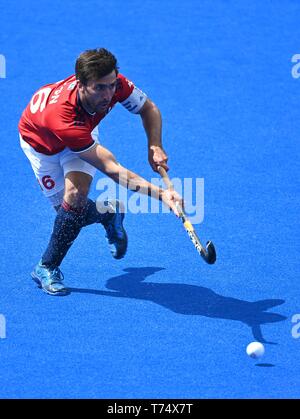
[
  {"left": 71, "top": 140, "right": 96, "bottom": 154},
  {"left": 91, "top": 125, "right": 100, "bottom": 143},
  {"left": 120, "top": 86, "right": 147, "bottom": 113}
]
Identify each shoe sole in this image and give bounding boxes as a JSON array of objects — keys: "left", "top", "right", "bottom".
[{"left": 31, "top": 272, "right": 69, "bottom": 296}]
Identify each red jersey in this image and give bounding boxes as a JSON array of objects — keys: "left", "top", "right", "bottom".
[{"left": 18, "top": 73, "right": 147, "bottom": 155}]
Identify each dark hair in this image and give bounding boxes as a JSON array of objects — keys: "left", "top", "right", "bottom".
[{"left": 75, "top": 48, "right": 119, "bottom": 85}]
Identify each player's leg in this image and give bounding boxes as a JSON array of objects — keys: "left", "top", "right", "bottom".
[
  {"left": 20, "top": 136, "right": 69, "bottom": 295},
  {"left": 40, "top": 171, "right": 95, "bottom": 271},
  {"left": 32, "top": 174, "right": 91, "bottom": 296},
  {"left": 41, "top": 152, "right": 127, "bottom": 274},
  {"left": 31, "top": 171, "right": 93, "bottom": 296}
]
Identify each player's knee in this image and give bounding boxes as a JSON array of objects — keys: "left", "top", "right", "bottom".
[{"left": 64, "top": 184, "right": 89, "bottom": 206}]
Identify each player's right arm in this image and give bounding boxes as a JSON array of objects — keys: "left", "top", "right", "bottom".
[{"left": 78, "top": 143, "right": 182, "bottom": 215}]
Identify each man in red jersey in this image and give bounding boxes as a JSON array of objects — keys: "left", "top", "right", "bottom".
[{"left": 19, "top": 48, "right": 181, "bottom": 296}]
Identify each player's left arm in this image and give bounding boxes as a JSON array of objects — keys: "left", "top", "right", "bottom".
[
  {"left": 78, "top": 143, "right": 182, "bottom": 215},
  {"left": 138, "top": 98, "right": 169, "bottom": 173}
]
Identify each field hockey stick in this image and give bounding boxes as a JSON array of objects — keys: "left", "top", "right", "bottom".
[{"left": 158, "top": 166, "right": 216, "bottom": 265}]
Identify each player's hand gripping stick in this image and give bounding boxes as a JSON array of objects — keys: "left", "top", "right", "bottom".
[{"left": 158, "top": 166, "right": 216, "bottom": 265}]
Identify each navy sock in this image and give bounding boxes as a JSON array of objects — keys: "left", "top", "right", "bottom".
[
  {"left": 83, "top": 199, "right": 113, "bottom": 226},
  {"left": 55, "top": 199, "right": 113, "bottom": 226},
  {"left": 42, "top": 199, "right": 113, "bottom": 267},
  {"left": 42, "top": 202, "right": 86, "bottom": 268}
]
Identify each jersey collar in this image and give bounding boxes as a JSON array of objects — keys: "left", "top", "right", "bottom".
[{"left": 76, "top": 91, "right": 96, "bottom": 116}]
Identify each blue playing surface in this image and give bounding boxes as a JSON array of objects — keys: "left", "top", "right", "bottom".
[{"left": 0, "top": 0, "right": 300, "bottom": 399}]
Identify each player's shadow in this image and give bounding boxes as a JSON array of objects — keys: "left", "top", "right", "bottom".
[{"left": 70, "top": 267, "right": 286, "bottom": 344}]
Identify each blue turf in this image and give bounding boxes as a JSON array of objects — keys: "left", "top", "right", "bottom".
[{"left": 0, "top": 0, "right": 300, "bottom": 398}]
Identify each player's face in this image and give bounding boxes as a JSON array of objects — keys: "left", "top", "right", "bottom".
[{"left": 78, "top": 70, "right": 118, "bottom": 113}]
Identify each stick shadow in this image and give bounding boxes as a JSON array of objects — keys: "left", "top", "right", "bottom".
[{"left": 69, "top": 267, "right": 287, "bottom": 344}]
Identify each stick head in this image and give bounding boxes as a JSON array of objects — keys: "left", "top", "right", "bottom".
[{"left": 204, "top": 241, "right": 216, "bottom": 264}]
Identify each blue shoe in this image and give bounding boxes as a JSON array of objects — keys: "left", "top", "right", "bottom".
[
  {"left": 31, "top": 261, "right": 68, "bottom": 296},
  {"left": 103, "top": 200, "right": 128, "bottom": 259}
]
